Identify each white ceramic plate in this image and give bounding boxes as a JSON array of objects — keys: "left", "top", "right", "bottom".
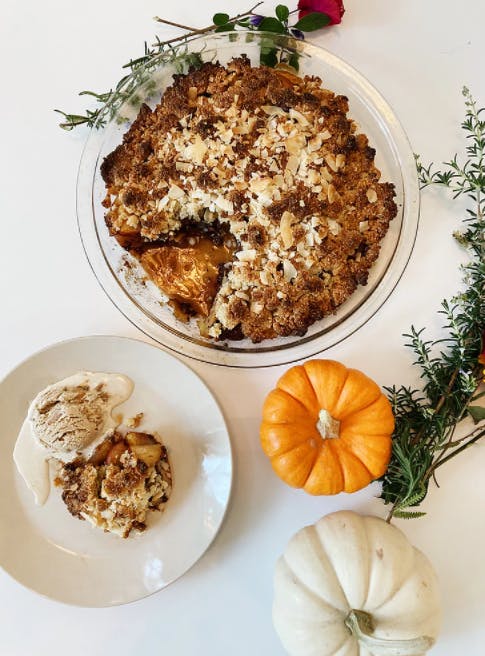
[{"left": 0, "top": 335, "right": 232, "bottom": 607}]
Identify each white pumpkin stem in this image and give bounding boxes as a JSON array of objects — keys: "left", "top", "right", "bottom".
[
  {"left": 345, "top": 609, "right": 435, "bottom": 655},
  {"left": 316, "top": 409, "right": 340, "bottom": 440}
]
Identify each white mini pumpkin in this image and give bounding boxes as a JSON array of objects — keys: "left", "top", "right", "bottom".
[{"left": 273, "top": 511, "right": 442, "bottom": 656}]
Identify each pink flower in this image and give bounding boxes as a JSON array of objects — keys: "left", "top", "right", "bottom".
[{"left": 298, "top": 0, "right": 345, "bottom": 26}]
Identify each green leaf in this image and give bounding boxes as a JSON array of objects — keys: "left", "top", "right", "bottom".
[
  {"left": 468, "top": 405, "right": 485, "bottom": 424},
  {"left": 392, "top": 510, "right": 427, "bottom": 520},
  {"left": 288, "top": 52, "right": 300, "bottom": 71},
  {"left": 258, "top": 17, "right": 286, "bottom": 34},
  {"left": 294, "top": 12, "right": 331, "bottom": 32},
  {"left": 215, "top": 23, "right": 235, "bottom": 32},
  {"left": 275, "top": 5, "right": 290, "bottom": 21},
  {"left": 213, "top": 13, "right": 230, "bottom": 26},
  {"left": 260, "top": 47, "right": 278, "bottom": 68}
]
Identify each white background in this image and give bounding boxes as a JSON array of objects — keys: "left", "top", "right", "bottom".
[{"left": 1, "top": 1, "right": 484, "bottom": 654}]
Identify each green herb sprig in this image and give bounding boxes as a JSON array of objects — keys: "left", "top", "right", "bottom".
[
  {"left": 55, "top": 4, "right": 329, "bottom": 131},
  {"left": 380, "top": 87, "right": 485, "bottom": 522}
]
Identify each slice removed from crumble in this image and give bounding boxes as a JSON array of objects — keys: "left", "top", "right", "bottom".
[{"left": 57, "top": 430, "right": 172, "bottom": 538}]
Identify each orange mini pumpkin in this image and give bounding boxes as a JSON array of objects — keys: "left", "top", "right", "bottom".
[{"left": 260, "top": 359, "right": 394, "bottom": 495}]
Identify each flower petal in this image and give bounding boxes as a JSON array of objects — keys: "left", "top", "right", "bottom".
[{"left": 297, "top": 0, "right": 345, "bottom": 25}]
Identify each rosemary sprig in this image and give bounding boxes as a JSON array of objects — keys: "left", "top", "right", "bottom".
[
  {"left": 381, "top": 87, "right": 485, "bottom": 522},
  {"left": 55, "top": 4, "right": 330, "bottom": 131}
]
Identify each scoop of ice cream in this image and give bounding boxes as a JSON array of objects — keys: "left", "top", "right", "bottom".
[
  {"left": 31, "top": 384, "right": 110, "bottom": 453},
  {"left": 14, "top": 371, "right": 134, "bottom": 505}
]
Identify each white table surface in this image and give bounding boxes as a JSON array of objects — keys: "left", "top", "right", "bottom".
[{"left": 1, "top": 1, "right": 484, "bottom": 654}]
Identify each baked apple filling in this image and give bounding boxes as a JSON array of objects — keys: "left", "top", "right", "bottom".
[{"left": 57, "top": 430, "right": 172, "bottom": 538}]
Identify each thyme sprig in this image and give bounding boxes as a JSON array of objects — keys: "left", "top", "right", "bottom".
[
  {"left": 55, "top": 4, "right": 330, "bottom": 131},
  {"left": 381, "top": 87, "right": 485, "bottom": 521}
]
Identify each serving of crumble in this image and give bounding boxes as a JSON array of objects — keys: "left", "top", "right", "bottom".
[
  {"left": 58, "top": 430, "right": 172, "bottom": 538},
  {"left": 101, "top": 57, "right": 397, "bottom": 343}
]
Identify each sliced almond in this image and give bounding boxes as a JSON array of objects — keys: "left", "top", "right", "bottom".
[
  {"left": 261, "top": 105, "right": 287, "bottom": 117},
  {"left": 325, "top": 154, "right": 338, "bottom": 173},
  {"left": 168, "top": 184, "right": 185, "bottom": 200},
  {"left": 175, "top": 161, "right": 192, "bottom": 172},
  {"left": 289, "top": 108, "right": 309, "bottom": 126},
  {"left": 286, "top": 155, "right": 299, "bottom": 175},
  {"left": 280, "top": 211, "right": 295, "bottom": 249},
  {"left": 335, "top": 154, "right": 346, "bottom": 169},
  {"left": 327, "top": 184, "right": 338, "bottom": 204},
  {"left": 285, "top": 134, "right": 305, "bottom": 155},
  {"left": 367, "top": 188, "right": 378, "bottom": 203},
  {"left": 283, "top": 259, "right": 298, "bottom": 282}
]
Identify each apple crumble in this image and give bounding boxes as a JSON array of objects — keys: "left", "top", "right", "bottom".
[
  {"left": 58, "top": 430, "right": 172, "bottom": 538},
  {"left": 101, "top": 56, "right": 397, "bottom": 342}
]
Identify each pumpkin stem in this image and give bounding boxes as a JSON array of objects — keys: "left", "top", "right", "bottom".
[
  {"left": 345, "top": 609, "right": 436, "bottom": 655},
  {"left": 316, "top": 409, "right": 340, "bottom": 440}
]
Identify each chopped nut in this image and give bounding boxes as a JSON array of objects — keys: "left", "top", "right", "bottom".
[
  {"left": 328, "top": 219, "right": 341, "bottom": 236},
  {"left": 236, "top": 249, "right": 257, "bottom": 262},
  {"left": 168, "top": 184, "right": 185, "bottom": 200},
  {"left": 188, "top": 86, "right": 198, "bottom": 103},
  {"left": 126, "top": 413, "right": 144, "bottom": 429},
  {"left": 367, "top": 188, "right": 378, "bottom": 203},
  {"left": 235, "top": 291, "right": 250, "bottom": 301}
]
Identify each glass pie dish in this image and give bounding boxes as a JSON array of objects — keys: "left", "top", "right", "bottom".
[{"left": 77, "top": 31, "right": 419, "bottom": 368}]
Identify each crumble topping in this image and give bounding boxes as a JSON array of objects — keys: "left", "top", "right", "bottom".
[
  {"left": 58, "top": 431, "right": 172, "bottom": 538},
  {"left": 101, "top": 57, "right": 397, "bottom": 342}
]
